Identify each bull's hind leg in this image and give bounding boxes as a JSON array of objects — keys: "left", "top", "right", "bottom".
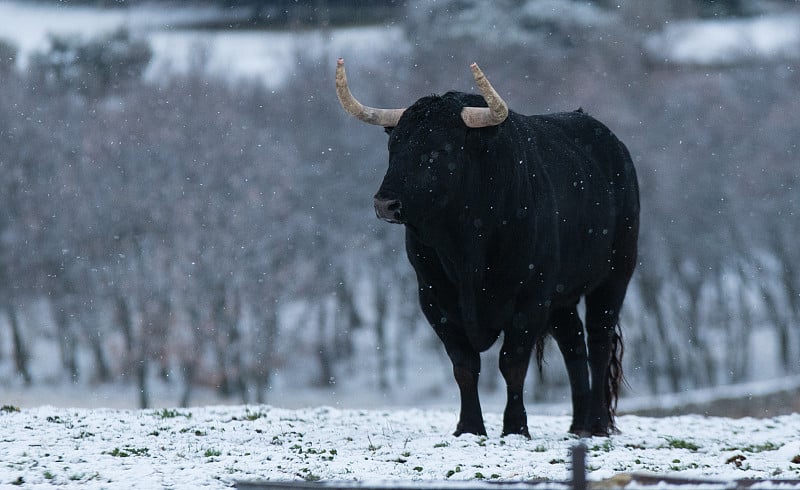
[
  {"left": 584, "top": 280, "right": 629, "bottom": 436},
  {"left": 549, "top": 306, "right": 591, "bottom": 436}
]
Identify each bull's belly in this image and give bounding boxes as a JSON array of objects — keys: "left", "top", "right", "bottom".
[{"left": 474, "top": 262, "right": 612, "bottom": 328}]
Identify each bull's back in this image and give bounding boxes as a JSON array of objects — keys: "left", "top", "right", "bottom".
[
  {"left": 523, "top": 110, "right": 638, "bottom": 227},
  {"left": 530, "top": 111, "right": 637, "bottom": 195},
  {"left": 518, "top": 111, "right": 639, "bottom": 300}
]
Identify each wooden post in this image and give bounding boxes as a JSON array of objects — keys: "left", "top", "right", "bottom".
[{"left": 572, "top": 443, "right": 587, "bottom": 490}]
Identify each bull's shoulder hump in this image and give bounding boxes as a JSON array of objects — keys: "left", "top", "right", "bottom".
[
  {"left": 520, "top": 110, "right": 609, "bottom": 132},
  {"left": 515, "top": 112, "right": 626, "bottom": 153}
]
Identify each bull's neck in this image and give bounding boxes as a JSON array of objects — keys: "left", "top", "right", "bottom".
[
  {"left": 410, "top": 194, "right": 502, "bottom": 282},
  {"left": 411, "top": 124, "right": 528, "bottom": 272}
]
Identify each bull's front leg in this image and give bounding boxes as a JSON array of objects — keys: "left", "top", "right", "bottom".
[
  {"left": 498, "top": 312, "right": 543, "bottom": 438},
  {"left": 422, "top": 299, "right": 487, "bottom": 435},
  {"left": 451, "top": 346, "right": 485, "bottom": 436},
  {"left": 432, "top": 322, "right": 485, "bottom": 436},
  {"left": 434, "top": 322, "right": 486, "bottom": 436},
  {"left": 415, "top": 256, "right": 488, "bottom": 436}
]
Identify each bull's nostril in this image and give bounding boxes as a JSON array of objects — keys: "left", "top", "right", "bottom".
[{"left": 374, "top": 197, "right": 403, "bottom": 223}]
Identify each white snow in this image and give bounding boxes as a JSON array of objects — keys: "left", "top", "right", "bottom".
[
  {"left": 1, "top": 405, "right": 799, "bottom": 488},
  {"left": 0, "top": 1, "right": 226, "bottom": 54},
  {"left": 621, "top": 375, "right": 800, "bottom": 414},
  {"left": 645, "top": 14, "right": 800, "bottom": 66},
  {"left": 146, "top": 26, "right": 409, "bottom": 87},
  {"left": 0, "top": 0, "right": 408, "bottom": 87}
]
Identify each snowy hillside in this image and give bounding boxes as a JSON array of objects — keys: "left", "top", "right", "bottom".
[
  {"left": 0, "top": 0, "right": 407, "bottom": 87},
  {"left": 645, "top": 13, "right": 800, "bottom": 65},
  {"left": 1, "top": 405, "right": 799, "bottom": 488}
]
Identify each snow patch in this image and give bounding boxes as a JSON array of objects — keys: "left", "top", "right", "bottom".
[
  {"left": 645, "top": 14, "right": 800, "bottom": 66},
  {"left": 0, "top": 0, "right": 408, "bottom": 88},
  {"left": 1, "top": 405, "right": 799, "bottom": 488}
]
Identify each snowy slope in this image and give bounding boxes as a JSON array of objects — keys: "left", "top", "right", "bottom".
[
  {"left": 0, "top": 0, "right": 408, "bottom": 87},
  {"left": 645, "top": 14, "right": 800, "bottom": 65},
  {"left": 1, "top": 405, "right": 799, "bottom": 488}
]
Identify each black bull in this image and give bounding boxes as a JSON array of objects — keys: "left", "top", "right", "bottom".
[{"left": 336, "top": 60, "right": 639, "bottom": 438}]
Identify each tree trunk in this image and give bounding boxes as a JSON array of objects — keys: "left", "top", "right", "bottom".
[
  {"left": 87, "top": 323, "right": 111, "bottom": 383},
  {"left": 334, "top": 275, "right": 359, "bottom": 360},
  {"left": 254, "top": 303, "right": 279, "bottom": 404},
  {"left": 179, "top": 359, "right": 196, "bottom": 408},
  {"left": 636, "top": 265, "right": 674, "bottom": 393},
  {"left": 179, "top": 305, "right": 203, "bottom": 407},
  {"left": 374, "top": 286, "right": 389, "bottom": 392},
  {"left": 679, "top": 268, "right": 715, "bottom": 388},
  {"left": 212, "top": 286, "right": 244, "bottom": 398},
  {"left": 315, "top": 305, "right": 335, "bottom": 387},
  {"left": 137, "top": 360, "right": 149, "bottom": 409},
  {"left": 9, "top": 306, "right": 32, "bottom": 385},
  {"left": 52, "top": 304, "right": 78, "bottom": 381},
  {"left": 115, "top": 296, "right": 134, "bottom": 370}
]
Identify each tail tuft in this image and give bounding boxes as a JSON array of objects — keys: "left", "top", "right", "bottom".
[
  {"left": 606, "top": 324, "right": 626, "bottom": 432},
  {"left": 534, "top": 335, "right": 546, "bottom": 376}
]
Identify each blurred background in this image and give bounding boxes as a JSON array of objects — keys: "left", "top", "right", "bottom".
[{"left": 0, "top": 0, "right": 798, "bottom": 415}]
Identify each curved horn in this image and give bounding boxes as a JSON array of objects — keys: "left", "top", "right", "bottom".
[
  {"left": 461, "top": 63, "right": 509, "bottom": 128},
  {"left": 335, "top": 58, "right": 405, "bottom": 127}
]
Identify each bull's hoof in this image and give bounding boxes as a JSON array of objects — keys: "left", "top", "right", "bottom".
[
  {"left": 571, "top": 417, "right": 621, "bottom": 437},
  {"left": 569, "top": 426, "right": 593, "bottom": 438},
  {"left": 501, "top": 425, "right": 531, "bottom": 439},
  {"left": 454, "top": 421, "right": 487, "bottom": 437},
  {"left": 577, "top": 425, "right": 620, "bottom": 438},
  {"left": 592, "top": 426, "right": 621, "bottom": 437}
]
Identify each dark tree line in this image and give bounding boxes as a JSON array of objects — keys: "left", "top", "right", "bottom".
[{"left": 1, "top": 1, "right": 799, "bottom": 407}]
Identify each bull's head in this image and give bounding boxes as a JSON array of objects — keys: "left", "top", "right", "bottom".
[{"left": 335, "top": 59, "right": 508, "bottom": 225}]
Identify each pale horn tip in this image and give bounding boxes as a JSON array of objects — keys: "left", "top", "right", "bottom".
[
  {"left": 334, "top": 58, "right": 405, "bottom": 127},
  {"left": 461, "top": 62, "right": 508, "bottom": 128}
]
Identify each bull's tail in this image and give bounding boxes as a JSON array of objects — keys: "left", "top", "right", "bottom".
[
  {"left": 606, "top": 323, "right": 626, "bottom": 433},
  {"left": 535, "top": 326, "right": 624, "bottom": 434},
  {"left": 534, "top": 335, "right": 546, "bottom": 375}
]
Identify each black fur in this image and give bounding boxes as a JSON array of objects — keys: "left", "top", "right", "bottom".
[{"left": 373, "top": 90, "right": 639, "bottom": 437}]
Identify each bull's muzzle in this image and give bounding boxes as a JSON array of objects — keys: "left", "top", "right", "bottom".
[{"left": 374, "top": 197, "right": 403, "bottom": 224}]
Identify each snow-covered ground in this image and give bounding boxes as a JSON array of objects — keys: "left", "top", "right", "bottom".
[
  {"left": 8, "top": 0, "right": 797, "bottom": 89},
  {"left": 0, "top": 0, "right": 408, "bottom": 87},
  {"left": 644, "top": 13, "right": 800, "bottom": 65},
  {"left": 0, "top": 1, "right": 227, "bottom": 54},
  {"left": 2, "top": 4, "right": 800, "bottom": 487},
  {"left": 146, "top": 26, "right": 408, "bottom": 87},
  {"left": 1, "top": 405, "right": 799, "bottom": 488}
]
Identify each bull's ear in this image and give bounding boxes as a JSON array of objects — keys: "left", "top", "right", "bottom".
[{"left": 384, "top": 127, "right": 395, "bottom": 135}]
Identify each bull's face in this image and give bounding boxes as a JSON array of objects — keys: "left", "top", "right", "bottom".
[
  {"left": 374, "top": 102, "right": 467, "bottom": 225},
  {"left": 335, "top": 59, "right": 508, "bottom": 226}
]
